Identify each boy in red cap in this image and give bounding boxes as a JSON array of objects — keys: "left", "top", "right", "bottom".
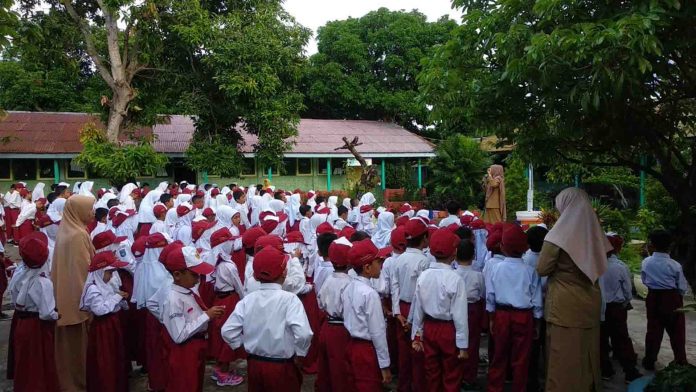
[
  {"left": 341, "top": 239, "right": 392, "bottom": 391},
  {"left": 410, "top": 228, "right": 469, "bottom": 392},
  {"left": 377, "top": 226, "right": 407, "bottom": 372},
  {"left": 453, "top": 239, "right": 485, "bottom": 389},
  {"left": 485, "top": 224, "right": 543, "bottom": 392},
  {"left": 150, "top": 203, "right": 169, "bottom": 236},
  {"left": 13, "top": 187, "right": 36, "bottom": 242},
  {"left": 316, "top": 237, "right": 354, "bottom": 392},
  {"left": 599, "top": 233, "right": 642, "bottom": 382},
  {"left": 13, "top": 232, "right": 60, "bottom": 392},
  {"left": 160, "top": 246, "right": 225, "bottom": 392},
  {"left": 222, "top": 247, "right": 313, "bottom": 392},
  {"left": 80, "top": 252, "right": 130, "bottom": 392},
  {"left": 391, "top": 217, "right": 429, "bottom": 392}
]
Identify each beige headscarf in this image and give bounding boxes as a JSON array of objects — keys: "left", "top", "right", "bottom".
[
  {"left": 52, "top": 195, "right": 96, "bottom": 326},
  {"left": 544, "top": 188, "right": 611, "bottom": 283},
  {"left": 485, "top": 164, "right": 506, "bottom": 220}
]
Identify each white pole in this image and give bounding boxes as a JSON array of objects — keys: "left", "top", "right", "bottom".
[{"left": 526, "top": 163, "right": 534, "bottom": 211}]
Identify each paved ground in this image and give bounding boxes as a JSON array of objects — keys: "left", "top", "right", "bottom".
[{"left": 0, "top": 244, "right": 693, "bottom": 391}]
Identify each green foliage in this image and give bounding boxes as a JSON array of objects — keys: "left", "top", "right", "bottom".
[
  {"left": 185, "top": 136, "right": 243, "bottom": 178},
  {"left": 303, "top": 8, "right": 456, "bottom": 131},
  {"left": 74, "top": 124, "right": 168, "bottom": 187},
  {"left": 646, "top": 363, "right": 696, "bottom": 392},
  {"left": 504, "top": 155, "right": 528, "bottom": 215},
  {"left": 619, "top": 244, "right": 643, "bottom": 274},
  {"left": 385, "top": 162, "right": 416, "bottom": 192},
  {"left": 427, "top": 135, "right": 491, "bottom": 209},
  {"left": 636, "top": 208, "right": 663, "bottom": 241},
  {"left": 0, "top": 0, "right": 18, "bottom": 50},
  {"left": 646, "top": 178, "right": 680, "bottom": 233}
]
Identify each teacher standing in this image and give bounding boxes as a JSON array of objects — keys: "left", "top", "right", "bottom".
[
  {"left": 52, "top": 195, "right": 95, "bottom": 391},
  {"left": 536, "top": 188, "right": 612, "bottom": 392}
]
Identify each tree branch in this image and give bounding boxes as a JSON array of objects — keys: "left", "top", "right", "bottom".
[
  {"left": 61, "top": 0, "right": 115, "bottom": 89},
  {"left": 96, "top": 0, "right": 125, "bottom": 84}
]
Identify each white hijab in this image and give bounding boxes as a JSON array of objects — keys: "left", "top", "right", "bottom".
[
  {"left": 138, "top": 190, "right": 162, "bottom": 224},
  {"left": 119, "top": 183, "right": 137, "bottom": 209},
  {"left": 47, "top": 197, "right": 66, "bottom": 222},
  {"left": 156, "top": 181, "right": 169, "bottom": 193},
  {"left": 307, "top": 190, "right": 317, "bottom": 208},
  {"left": 94, "top": 192, "right": 117, "bottom": 210},
  {"left": 174, "top": 193, "right": 192, "bottom": 207},
  {"left": 269, "top": 199, "right": 285, "bottom": 213},
  {"left": 132, "top": 246, "right": 171, "bottom": 308},
  {"left": 79, "top": 181, "right": 95, "bottom": 198},
  {"left": 286, "top": 193, "right": 302, "bottom": 227},
  {"left": 32, "top": 182, "right": 46, "bottom": 201},
  {"left": 372, "top": 211, "right": 394, "bottom": 248},
  {"left": 79, "top": 266, "right": 120, "bottom": 311},
  {"left": 249, "top": 195, "right": 263, "bottom": 227}
]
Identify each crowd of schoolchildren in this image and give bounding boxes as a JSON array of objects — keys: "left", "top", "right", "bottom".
[{"left": 0, "top": 180, "right": 690, "bottom": 392}]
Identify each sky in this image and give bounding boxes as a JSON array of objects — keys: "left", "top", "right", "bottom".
[{"left": 283, "top": 0, "right": 461, "bottom": 55}]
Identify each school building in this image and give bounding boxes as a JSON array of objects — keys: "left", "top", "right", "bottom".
[{"left": 0, "top": 111, "right": 435, "bottom": 191}]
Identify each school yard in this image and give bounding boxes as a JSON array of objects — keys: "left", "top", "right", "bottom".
[{"left": 0, "top": 244, "right": 693, "bottom": 391}]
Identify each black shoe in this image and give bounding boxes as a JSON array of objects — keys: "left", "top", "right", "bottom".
[
  {"left": 624, "top": 368, "right": 643, "bottom": 384},
  {"left": 642, "top": 358, "right": 655, "bottom": 371}
]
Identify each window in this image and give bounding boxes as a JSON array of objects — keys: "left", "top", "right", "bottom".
[
  {"left": 155, "top": 164, "right": 171, "bottom": 178},
  {"left": 241, "top": 158, "right": 256, "bottom": 176},
  {"left": 317, "top": 158, "right": 345, "bottom": 176},
  {"left": 297, "top": 158, "right": 312, "bottom": 175},
  {"left": 282, "top": 159, "right": 297, "bottom": 176},
  {"left": 0, "top": 159, "right": 10, "bottom": 179},
  {"left": 262, "top": 166, "right": 279, "bottom": 176},
  {"left": 13, "top": 159, "right": 36, "bottom": 180},
  {"left": 67, "top": 159, "right": 87, "bottom": 179},
  {"left": 37, "top": 159, "right": 55, "bottom": 179}
]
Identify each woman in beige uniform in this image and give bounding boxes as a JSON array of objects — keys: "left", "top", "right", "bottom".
[
  {"left": 537, "top": 188, "right": 612, "bottom": 392},
  {"left": 52, "top": 195, "right": 95, "bottom": 391},
  {"left": 483, "top": 164, "right": 506, "bottom": 223}
]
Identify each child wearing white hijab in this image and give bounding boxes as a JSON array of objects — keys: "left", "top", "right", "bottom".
[
  {"left": 119, "top": 183, "right": 138, "bottom": 210},
  {"left": 357, "top": 192, "right": 376, "bottom": 235},
  {"left": 372, "top": 211, "right": 395, "bottom": 248}
]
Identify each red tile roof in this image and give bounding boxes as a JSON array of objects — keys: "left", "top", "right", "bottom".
[{"left": 0, "top": 111, "right": 435, "bottom": 157}]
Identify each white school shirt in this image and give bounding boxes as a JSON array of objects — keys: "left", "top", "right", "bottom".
[
  {"left": 245, "top": 255, "right": 308, "bottom": 295},
  {"left": 174, "top": 225, "right": 193, "bottom": 246},
  {"left": 391, "top": 248, "right": 430, "bottom": 315},
  {"left": 333, "top": 217, "right": 349, "bottom": 230},
  {"left": 149, "top": 220, "right": 167, "bottom": 235},
  {"left": 410, "top": 263, "right": 469, "bottom": 349},
  {"left": 482, "top": 253, "right": 505, "bottom": 280},
  {"left": 313, "top": 258, "right": 334, "bottom": 294},
  {"left": 222, "top": 283, "right": 313, "bottom": 359},
  {"left": 454, "top": 264, "right": 486, "bottom": 303},
  {"left": 641, "top": 252, "right": 688, "bottom": 295},
  {"left": 523, "top": 250, "right": 548, "bottom": 293},
  {"left": 214, "top": 259, "right": 244, "bottom": 296},
  {"left": 15, "top": 272, "right": 59, "bottom": 320},
  {"left": 438, "top": 214, "right": 460, "bottom": 228},
  {"left": 485, "top": 257, "right": 544, "bottom": 319},
  {"left": 161, "top": 284, "right": 210, "bottom": 344},
  {"left": 374, "top": 253, "right": 400, "bottom": 297},
  {"left": 599, "top": 255, "right": 633, "bottom": 304},
  {"left": 82, "top": 282, "right": 128, "bottom": 316},
  {"left": 5, "top": 191, "right": 21, "bottom": 209},
  {"left": 14, "top": 200, "right": 36, "bottom": 227},
  {"left": 341, "top": 276, "right": 390, "bottom": 368},
  {"left": 317, "top": 272, "right": 352, "bottom": 317}
]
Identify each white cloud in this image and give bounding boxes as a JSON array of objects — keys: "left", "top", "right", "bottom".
[{"left": 284, "top": 0, "right": 461, "bottom": 55}]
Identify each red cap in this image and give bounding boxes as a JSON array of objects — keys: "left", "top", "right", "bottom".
[
  {"left": 211, "top": 188, "right": 220, "bottom": 197},
  {"left": 176, "top": 203, "right": 192, "bottom": 217},
  {"left": 404, "top": 218, "right": 428, "bottom": 239},
  {"left": 328, "top": 237, "right": 352, "bottom": 266},
  {"left": 255, "top": 235, "right": 284, "bottom": 253},
  {"left": 19, "top": 188, "right": 29, "bottom": 198},
  {"left": 446, "top": 223, "right": 460, "bottom": 233},
  {"left": 131, "top": 235, "right": 148, "bottom": 257},
  {"left": 395, "top": 215, "right": 409, "bottom": 227},
  {"left": 108, "top": 207, "right": 119, "bottom": 221},
  {"left": 399, "top": 203, "right": 413, "bottom": 214},
  {"left": 36, "top": 197, "right": 47, "bottom": 205},
  {"left": 159, "top": 241, "right": 184, "bottom": 263},
  {"left": 164, "top": 246, "right": 215, "bottom": 275},
  {"left": 306, "top": 191, "right": 315, "bottom": 199},
  {"left": 486, "top": 222, "right": 504, "bottom": 251},
  {"left": 285, "top": 231, "right": 307, "bottom": 244},
  {"left": 378, "top": 246, "right": 393, "bottom": 259},
  {"left": 316, "top": 222, "right": 336, "bottom": 235},
  {"left": 460, "top": 215, "right": 474, "bottom": 226},
  {"left": 202, "top": 208, "right": 215, "bottom": 218},
  {"left": 359, "top": 205, "right": 373, "bottom": 214},
  {"left": 97, "top": 189, "right": 107, "bottom": 199},
  {"left": 92, "top": 231, "right": 128, "bottom": 251},
  {"left": 195, "top": 190, "right": 205, "bottom": 198},
  {"left": 146, "top": 233, "right": 169, "bottom": 249},
  {"left": 339, "top": 226, "right": 356, "bottom": 239},
  {"left": 19, "top": 232, "right": 49, "bottom": 268},
  {"left": 261, "top": 215, "right": 280, "bottom": 234},
  {"left": 316, "top": 207, "right": 331, "bottom": 215},
  {"left": 88, "top": 252, "right": 129, "bottom": 272},
  {"left": 470, "top": 219, "right": 485, "bottom": 230},
  {"left": 501, "top": 224, "right": 528, "bottom": 256},
  {"left": 347, "top": 239, "right": 379, "bottom": 268},
  {"left": 153, "top": 204, "right": 168, "bottom": 217},
  {"left": 429, "top": 228, "right": 460, "bottom": 258},
  {"left": 131, "top": 188, "right": 141, "bottom": 198},
  {"left": 242, "top": 227, "right": 267, "bottom": 250},
  {"left": 36, "top": 214, "right": 55, "bottom": 228},
  {"left": 211, "top": 227, "right": 235, "bottom": 248},
  {"left": 607, "top": 234, "right": 624, "bottom": 253},
  {"left": 253, "top": 247, "right": 289, "bottom": 282},
  {"left": 390, "top": 226, "right": 407, "bottom": 253},
  {"left": 191, "top": 220, "right": 216, "bottom": 242}
]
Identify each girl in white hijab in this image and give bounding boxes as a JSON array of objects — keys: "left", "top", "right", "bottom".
[
  {"left": 173, "top": 203, "right": 195, "bottom": 246},
  {"left": 249, "top": 195, "right": 263, "bottom": 227},
  {"left": 327, "top": 196, "right": 339, "bottom": 224},
  {"left": 371, "top": 211, "right": 394, "bottom": 248},
  {"left": 119, "top": 183, "right": 138, "bottom": 210},
  {"left": 138, "top": 190, "right": 162, "bottom": 228},
  {"left": 132, "top": 235, "right": 172, "bottom": 309},
  {"left": 286, "top": 193, "right": 302, "bottom": 228},
  {"left": 357, "top": 192, "right": 376, "bottom": 235},
  {"left": 78, "top": 182, "right": 95, "bottom": 198},
  {"left": 94, "top": 193, "right": 117, "bottom": 210}
]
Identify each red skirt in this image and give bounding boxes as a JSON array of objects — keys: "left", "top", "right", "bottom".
[
  {"left": 232, "top": 250, "right": 247, "bottom": 284},
  {"left": 4, "top": 207, "right": 17, "bottom": 239},
  {"left": 6, "top": 311, "right": 17, "bottom": 379},
  {"left": 146, "top": 312, "right": 169, "bottom": 391},
  {"left": 209, "top": 291, "right": 245, "bottom": 363},
  {"left": 165, "top": 336, "right": 207, "bottom": 392},
  {"left": 117, "top": 270, "right": 142, "bottom": 365},
  {"left": 14, "top": 220, "right": 34, "bottom": 242},
  {"left": 299, "top": 290, "right": 325, "bottom": 374},
  {"left": 13, "top": 311, "right": 59, "bottom": 392},
  {"left": 87, "top": 313, "right": 128, "bottom": 392}
]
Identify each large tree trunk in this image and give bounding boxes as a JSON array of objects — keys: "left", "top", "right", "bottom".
[{"left": 106, "top": 86, "right": 133, "bottom": 143}]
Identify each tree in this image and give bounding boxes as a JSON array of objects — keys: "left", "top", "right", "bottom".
[
  {"left": 302, "top": 8, "right": 456, "bottom": 131},
  {"left": 0, "top": 0, "right": 18, "bottom": 50},
  {"left": 427, "top": 135, "right": 491, "bottom": 210},
  {"left": 419, "top": 0, "right": 696, "bottom": 287}
]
